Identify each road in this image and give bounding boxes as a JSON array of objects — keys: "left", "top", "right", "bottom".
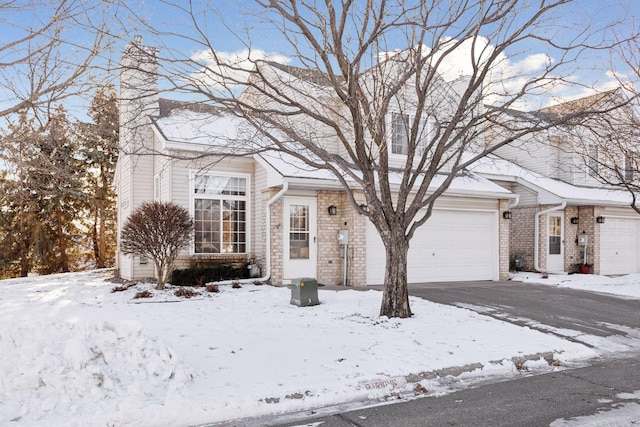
[{"left": 265, "top": 281, "right": 640, "bottom": 427}]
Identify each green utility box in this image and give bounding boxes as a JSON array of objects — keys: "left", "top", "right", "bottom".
[{"left": 290, "top": 277, "right": 320, "bottom": 307}]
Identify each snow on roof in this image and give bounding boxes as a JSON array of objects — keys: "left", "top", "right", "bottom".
[
  {"left": 473, "top": 155, "right": 636, "bottom": 206},
  {"left": 258, "top": 151, "right": 514, "bottom": 198},
  {"left": 152, "top": 110, "right": 249, "bottom": 151},
  {"left": 152, "top": 108, "right": 513, "bottom": 199}
]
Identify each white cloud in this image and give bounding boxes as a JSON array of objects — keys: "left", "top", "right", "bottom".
[{"left": 189, "top": 48, "right": 290, "bottom": 90}]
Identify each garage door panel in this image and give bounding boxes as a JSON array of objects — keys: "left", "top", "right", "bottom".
[
  {"left": 367, "top": 210, "right": 497, "bottom": 285},
  {"left": 601, "top": 218, "right": 639, "bottom": 275}
]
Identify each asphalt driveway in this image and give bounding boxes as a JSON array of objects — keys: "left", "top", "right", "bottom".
[
  {"left": 266, "top": 281, "right": 640, "bottom": 427},
  {"left": 400, "top": 280, "right": 640, "bottom": 349}
]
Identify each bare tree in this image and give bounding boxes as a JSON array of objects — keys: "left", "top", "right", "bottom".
[
  {"left": 120, "top": 201, "right": 193, "bottom": 290},
  {"left": 0, "top": 0, "right": 112, "bottom": 121},
  {"left": 125, "top": 0, "right": 638, "bottom": 317},
  {"left": 561, "top": 31, "right": 640, "bottom": 214}
]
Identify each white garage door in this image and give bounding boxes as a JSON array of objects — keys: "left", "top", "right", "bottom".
[
  {"left": 366, "top": 209, "right": 498, "bottom": 285},
  {"left": 600, "top": 218, "right": 640, "bottom": 275}
]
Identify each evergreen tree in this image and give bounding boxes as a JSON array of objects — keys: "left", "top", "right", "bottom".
[
  {"left": 25, "top": 106, "right": 83, "bottom": 273},
  {"left": 0, "top": 112, "right": 45, "bottom": 277},
  {"left": 79, "top": 85, "right": 119, "bottom": 269}
]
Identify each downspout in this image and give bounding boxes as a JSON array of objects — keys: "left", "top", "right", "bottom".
[
  {"left": 509, "top": 194, "right": 520, "bottom": 210},
  {"left": 212, "top": 181, "right": 289, "bottom": 285},
  {"left": 534, "top": 201, "right": 567, "bottom": 273}
]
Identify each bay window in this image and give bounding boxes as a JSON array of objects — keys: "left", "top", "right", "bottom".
[{"left": 192, "top": 173, "right": 248, "bottom": 254}]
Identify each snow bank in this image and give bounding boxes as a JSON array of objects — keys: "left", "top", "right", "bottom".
[
  {"left": 0, "top": 270, "right": 621, "bottom": 426},
  {"left": 0, "top": 319, "right": 192, "bottom": 426}
]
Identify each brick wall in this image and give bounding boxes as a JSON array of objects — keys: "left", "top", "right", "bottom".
[
  {"left": 498, "top": 199, "right": 511, "bottom": 279},
  {"left": 510, "top": 206, "right": 537, "bottom": 271},
  {"left": 564, "top": 206, "right": 597, "bottom": 272},
  {"left": 510, "top": 205, "right": 600, "bottom": 274},
  {"left": 267, "top": 188, "right": 284, "bottom": 285},
  {"left": 315, "top": 190, "right": 368, "bottom": 287},
  {"left": 317, "top": 191, "right": 344, "bottom": 285},
  {"left": 344, "top": 191, "right": 367, "bottom": 287},
  {"left": 564, "top": 206, "right": 582, "bottom": 271}
]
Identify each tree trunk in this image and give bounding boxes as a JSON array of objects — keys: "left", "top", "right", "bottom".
[
  {"left": 92, "top": 211, "right": 100, "bottom": 267},
  {"left": 380, "top": 228, "right": 412, "bottom": 318},
  {"left": 56, "top": 207, "right": 70, "bottom": 272},
  {"left": 18, "top": 215, "right": 30, "bottom": 277},
  {"left": 97, "top": 203, "right": 107, "bottom": 268}
]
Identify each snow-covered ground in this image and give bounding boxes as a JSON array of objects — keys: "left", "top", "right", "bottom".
[
  {"left": 511, "top": 271, "right": 640, "bottom": 299},
  {"left": 0, "top": 270, "right": 638, "bottom": 427}
]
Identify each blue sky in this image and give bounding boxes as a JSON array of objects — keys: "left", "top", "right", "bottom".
[
  {"left": 131, "top": 0, "right": 639, "bottom": 109},
  {"left": 0, "top": 0, "right": 638, "bottom": 121}
]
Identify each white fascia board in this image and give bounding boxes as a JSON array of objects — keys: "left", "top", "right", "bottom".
[{"left": 254, "top": 153, "right": 285, "bottom": 187}]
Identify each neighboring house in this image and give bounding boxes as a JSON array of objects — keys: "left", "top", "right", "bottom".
[
  {"left": 475, "top": 90, "right": 640, "bottom": 275},
  {"left": 115, "top": 37, "right": 515, "bottom": 286}
]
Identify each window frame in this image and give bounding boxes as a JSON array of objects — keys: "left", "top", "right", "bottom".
[
  {"left": 624, "top": 152, "right": 634, "bottom": 182},
  {"left": 389, "top": 111, "right": 430, "bottom": 157},
  {"left": 587, "top": 143, "right": 599, "bottom": 178},
  {"left": 189, "top": 170, "right": 251, "bottom": 256}
]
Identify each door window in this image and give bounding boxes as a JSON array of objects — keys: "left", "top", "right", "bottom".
[
  {"left": 289, "top": 204, "right": 309, "bottom": 259},
  {"left": 549, "top": 216, "right": 562, "bottom": 255}
]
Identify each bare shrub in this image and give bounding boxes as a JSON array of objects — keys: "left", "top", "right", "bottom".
[{"left": 120, "top": 201, "right": 193, "bottom": 290}]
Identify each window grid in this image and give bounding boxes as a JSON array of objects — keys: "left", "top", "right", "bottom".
[
  {"left": 391, "top": 113, "right": 410, "bottom": 155},
  {"left": 289, "top": 205, "right": 309, "bottom": 259},
  {"left": 193, "top": 174, "right": 248, "bottom": 254},
  {"left": 624, "top": 153, "right": 634, "bottom": 181},
  {"left": 391, "top": 112, "right": 429, "bottom": 156},
  {"left": 588, "top": 145, "right": 599, "bottom": 178}
]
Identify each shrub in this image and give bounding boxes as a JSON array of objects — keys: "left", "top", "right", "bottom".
[
  {"left": 169, "top": 265, "right": 249, "bottom": 286},
  {"left": 133, "top": 290, "right": 153, "bottom": 299},
  {"left": 120, "top": 201, "right": 193, "bottom": 290},
  {"left": 174, "top": 288, "right": 200, "bottom": 298},
  {"left": 111, "top": 283, "right": 136, "bottom": 293}
]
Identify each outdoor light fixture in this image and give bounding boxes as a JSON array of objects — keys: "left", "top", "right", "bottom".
[
  {"left": 502, "top": 211, "right": 512, "bottom": 220},
  {"left": 328, "top": 205, "right": 338, "bottom": 216},
  {"left": 570, "top": 217, "right": 579, "bottom": 224},
  {"left": 596, "top": 216, "right": 605, "bottom": 224}
]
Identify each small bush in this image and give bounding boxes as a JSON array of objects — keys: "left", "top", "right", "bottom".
[
  {"left": 134, "top": 290, "right": 153, "bottom": 299},
  {"left": 174, "top": 288, "right": 200, "bottom": 298},
  {"left": 111, "top": 283, "right": 136, "bottom": 293},
  {"left": 120, "top": 201, "right": 193, "bottom": 290},
  {"left": 205, "top": 284, "right": 220, "bottom": 293},
  {"left": 170, "top": 265, "right": 249, "bottom": 286}
]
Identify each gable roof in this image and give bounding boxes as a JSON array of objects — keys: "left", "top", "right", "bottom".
[
  {"left": 537, "top": 89, "right": 619, "bottom": 119},
  {"left": 158, "top": 98, "right": 220, "bottom": 117},
  {"left": 260, "top": 61, "right": 341, "bottom": 87},
  {"left": 257, "top": 150, "right": 514, "bottom": 198},
  {"left": 473, "top": 155, "right": 637, "bottom": 207}
]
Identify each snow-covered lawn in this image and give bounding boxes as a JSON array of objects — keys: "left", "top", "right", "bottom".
[
  {"left": 1, "top": 270, "right": 635, "bottom": 427},
  {"left": 511, "top": 271, "right": 640, "bottom": 299}
]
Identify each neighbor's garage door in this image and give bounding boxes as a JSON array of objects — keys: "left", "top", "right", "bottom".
[
  {"left": 366, "top": 209, "right": 498, "bottom": 285},
  {"left": 600, "top": 217, "right": 640, "bottom": 275}
]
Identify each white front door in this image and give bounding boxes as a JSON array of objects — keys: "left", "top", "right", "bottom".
[
  {"left": 283, "top": 197, "right": 317, "bottom": 281},
  {"left": 547, "top": 213, "right": 564, "bottom": 272}
]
